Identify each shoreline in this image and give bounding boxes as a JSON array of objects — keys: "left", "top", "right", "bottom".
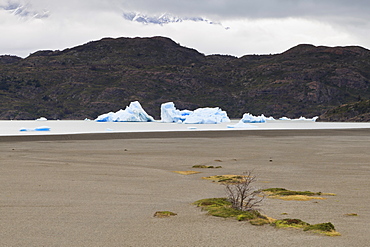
[{"left": 1, "top": 128, "right": 369, "bottom": 142}]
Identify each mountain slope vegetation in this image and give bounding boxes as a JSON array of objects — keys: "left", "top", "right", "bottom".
[{"left": 0, "top": 37, "right": 369, "bottom": 120}]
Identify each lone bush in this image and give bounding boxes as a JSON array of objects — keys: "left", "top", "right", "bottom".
[
  {"left": 224, "top": 170, "right": 264, "bottom": 211},
  {"left": 194, "top": 198, "right": 270, "bottom": 225}
]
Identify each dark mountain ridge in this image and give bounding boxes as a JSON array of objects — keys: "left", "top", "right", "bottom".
[{"left": 0, "top": 36, "right": 369, "bottom": 120}]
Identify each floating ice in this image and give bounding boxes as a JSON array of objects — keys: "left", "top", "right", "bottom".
[
  {"left": 36, "top": 117, "right": 47, "bottom": 121},
  {"left": 265, "top": 116, "right": 276, "bottom": 121},
  {"left": 227, "top": 122, "right": 258, "bottom": 128},
  {"left": 279, "top": 116, "right": 318, "bottom": 121},
  {"left": 183, "top": 108, "right": 230, "bottom": 124},
  {"left": 20, "top": 126, "right": 50, "bottom": 132},
  {"left": 160, "top": 102, "right": 191, "bottom": 123},
  {"left": 160, "top": 102, "right": 230, "bottom": 124},
  {"left": 240, "top": 113, "right": 268, "bottom": 123},
  {"left": 95, "top": 101, "right": 155, "bottom": 122},
  {"left": 291, "top": 116, "right": 319, "bottom": 122},
  {"left": 279, "top": 117, "right": 291, "bottom": 121},
  {"left": 227, "top": 112, "right": 266, "bottom": 128}
]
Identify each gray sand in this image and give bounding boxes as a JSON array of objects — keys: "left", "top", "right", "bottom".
[{"left": 1, "top": 129, "right": 369, "bottom": 246}]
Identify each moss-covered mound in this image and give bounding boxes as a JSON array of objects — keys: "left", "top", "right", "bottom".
[
  {"left": 194, "top": 198, "right": 271, "bottom": 225},
  {"left": 274, "top": 218, "right": 310, "bottom": 229},
  {"left": 263, "top": 188, "right": 319, "bottom": 196},
  {"left": 194, "top": 198, "right": 340, "bottom": 236},
  {"left": 304, "top": 222, "right": 340, "bottom": 236},
  {"left": 274, "top": 219, "right": 340, "bottom": 236},
  {"left": 263, "top": 188, "right": 336, "bottom": 201}
]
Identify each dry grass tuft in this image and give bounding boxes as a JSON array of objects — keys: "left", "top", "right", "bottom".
[
  {"left": 269, "top": 195, "right": 326, "bottom": 201},
  {"left": 172, "top": 171, "right": 201, "bottom": 175},
  {"left": 202, "top": 174, "right": 246, "bottom": 183},
  {"left": 344, "top": 213, "right": 358, "bottom": 216}
]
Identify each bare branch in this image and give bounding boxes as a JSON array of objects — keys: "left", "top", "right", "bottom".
[{"left": 224, "top": 170, "right": 264, "bottom": 211}]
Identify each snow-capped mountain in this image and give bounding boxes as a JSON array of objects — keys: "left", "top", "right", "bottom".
[
  {"left": 123, "top": 12, "right": 221, "bottom": 26},
  {"left": 0, "top": 2, "right": 49, "bottom": 19}
]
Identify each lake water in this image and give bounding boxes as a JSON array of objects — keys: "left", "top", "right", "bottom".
[{"left": 1, "top": 120, "right": 370, "bottom": 136}]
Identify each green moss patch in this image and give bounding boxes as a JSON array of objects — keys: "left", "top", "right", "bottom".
[
  {"left": 263, "top": 188, "right": 336, "bottom": 201},
  {"left": 201, "top": 175, "right": 246, "bottom": 183},
  {"left": 153, "top": 211, "right": 177, "bottom": 218},
  {"left": 274, "top": 218, "right": 310, "bottom": 229},
  {"left": 274, "top": 219, "right": 340, "bottom": 236},
  {"left": 304, "top": 222, "right": 341, "bottom": 236},
  {"left": 263, "top": 188, "right": 319, "bottom": 196},
  {"left": 194, "top": 198, "right": 231, "bottom": 208},
  {"left": 194, "top": 198, "right": 340, "bottom": 236},
  {"left": 194, "top": 198, "right": 270, "bottom": 225}
]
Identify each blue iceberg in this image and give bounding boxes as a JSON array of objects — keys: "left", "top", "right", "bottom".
[
  {"left": 20, "top": 126, "right": 51, "bottom": 132},
  {"left": 240, "top": 113, "right": 269, "bottom": 123},
  {"left": 160, "top": 102, "right": 192, "bottom": 123},
  {"left": 95, "top": 101, "right": 155, "bottom": 122},
  {"left": 160, "top": 102, "right": 230, "bottom": 124}
]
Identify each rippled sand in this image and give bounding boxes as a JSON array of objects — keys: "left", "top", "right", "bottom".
[{"left": 1, "top": 127, "right": 369, "bottom": 246}]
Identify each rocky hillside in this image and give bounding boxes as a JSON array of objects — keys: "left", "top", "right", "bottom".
[
  {"left": 0, "top": 36, "right": 369, "bottom": 120},
  {"left": 319, "top": 99, "right": 370, "bottom": 122}
]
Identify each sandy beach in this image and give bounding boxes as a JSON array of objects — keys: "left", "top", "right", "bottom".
[{"left": 1, "top": 128, "right": 370, "bottom": 246}]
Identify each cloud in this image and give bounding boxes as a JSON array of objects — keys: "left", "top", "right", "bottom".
[
  {"left": 4, "top": 0, "right": 369, "bottom": 22},
  {"left": 0, "top": 0, "right": 369, "bottom": 57},
  {"left": 108, "top": 0, "right": 370, "bottom": 21}
]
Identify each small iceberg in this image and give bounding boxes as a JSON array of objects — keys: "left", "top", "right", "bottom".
[
  {"left": 291, "top": 116, "right": 319, "bottom": 122},
  {"left": 279, "top": 116, "right": 318, "bottom": 121},
  {"left": 20, "top": 126, "right": 51, "bottom": 132},
  {"left": 240, "top": 113, "right": 269, "bottom": 123},
  {"left": 160, "top": 102, "right": 230, "bottom": 124},
  {"left": 36, "top": 117, "right": 47, "bottom": 121},
  {"left": 279, "top": 117, "right": 291, "bottom": 121},
  {"left": 95, "top": 101, "right": 155, "bottom": 122}
]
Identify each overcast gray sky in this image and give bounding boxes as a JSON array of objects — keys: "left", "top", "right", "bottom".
[{"left": 1, "top": 0, "right": 369, "bottom": 57}]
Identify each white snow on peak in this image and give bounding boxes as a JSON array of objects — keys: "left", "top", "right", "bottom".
[
  {"left": 122, "top": 12, "right": 223, "bottom": 27},
  {"left": 95, "top": 101, "right": 155, "bottom": 122},
  {"left": 160, "top": 102, "right": 230, "bottom": 124}
]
